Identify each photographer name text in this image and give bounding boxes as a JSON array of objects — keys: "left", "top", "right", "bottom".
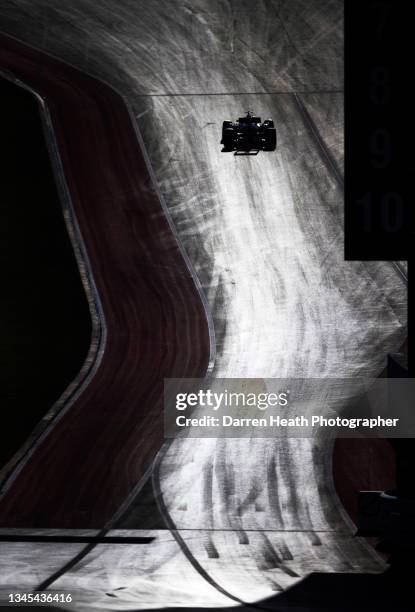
[{"left": 175, "top": 415, "right": 399, "bottom": 429}]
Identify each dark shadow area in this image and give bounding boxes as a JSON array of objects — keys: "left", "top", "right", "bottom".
[
  {"left": 0, "top": 77, "right": 91, "bottom": 469},
  {"left": 0, "top": 535, "right": 154, "bottom": 544},
  {"left": 118, "top": 477, "right": 168, "bottom": 529},
  {"left": 333, "top": 436, "right": 395, "bottom": 523}
]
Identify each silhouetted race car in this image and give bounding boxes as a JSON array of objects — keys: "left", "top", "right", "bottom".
[{"left": 221, "top": 111, "right": 276, "bottom": 151}]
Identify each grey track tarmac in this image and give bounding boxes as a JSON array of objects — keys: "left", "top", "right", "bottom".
[{"left": 0, "top": 1, "right": 407, "bottom": 609}]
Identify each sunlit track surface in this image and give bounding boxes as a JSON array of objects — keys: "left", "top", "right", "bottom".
[{"left": 0, "top": 0, "right": 408, "bottom": 610}]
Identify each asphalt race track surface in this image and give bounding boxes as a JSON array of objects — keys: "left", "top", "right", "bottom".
[
  {"left": 0, "top": 1, "right": 408, "bottom": 610},
  {"left": 0, "top": 34, "right": 212, "bottom": 527}
]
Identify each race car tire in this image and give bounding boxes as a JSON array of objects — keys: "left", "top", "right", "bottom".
[
  {"left": 263, "top": 128, "right": 276, "bottom": 151},
  {"left": 222, "top": 127, "right": 235, "bottom": 150}
]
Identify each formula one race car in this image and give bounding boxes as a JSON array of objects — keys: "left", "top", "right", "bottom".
[{"left": 221, "top": 111, "right": 277, "bottom": 152}]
